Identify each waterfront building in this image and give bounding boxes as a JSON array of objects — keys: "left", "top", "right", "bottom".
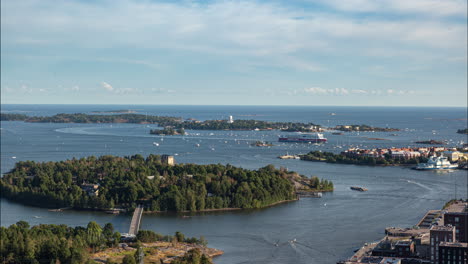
[
  {"left": 161, "top": 155, "right": 175, "bottom": 166},
  {"left": 443, "top": 151, "right": 461, "bottom": 162},
  {"left": 444, "top": 211, "right": 468, "bottom": 243},
  {"left": 395, "top": 240, "right": 415, "bottom": 258},
  {"left": 228, "top": 115, "right": 234, "bottom": 123},
  {"left": 430, "top": 226, "right": 456, "bottom": 264},
  {"left": 438, "top": 242, "right": 467, "bottom": 264}
]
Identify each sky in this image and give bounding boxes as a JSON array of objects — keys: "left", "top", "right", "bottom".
[{"left": 1, "top": 0, "right": 467, "bottom": 107}]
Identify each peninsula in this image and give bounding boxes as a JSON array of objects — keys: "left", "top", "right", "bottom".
[
  {"left": 334, "top": 124, "right": 399, "bottom": 132},
  {"left": 0, "top": 221, "right": 219, "bottom": 264},
  {"left": 0, "top": 113, "right": 321, "bottom": 132},
  {"left": 300, "top": 149, "right": 431, "bottom": 166},
  {"left": 0, "top": 155, "right": 333, "bottom": 212}
]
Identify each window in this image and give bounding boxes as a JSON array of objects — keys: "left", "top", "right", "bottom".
[{"left": 455, "top": 217, "right": 459, "bottom": 222}]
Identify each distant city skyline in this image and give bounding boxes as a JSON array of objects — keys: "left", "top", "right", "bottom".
[{"left": 1, "top": 0, "right": 467, "bottom": 107}]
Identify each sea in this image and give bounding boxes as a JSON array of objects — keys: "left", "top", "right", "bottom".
[{"left": 1, "top": 104, "right": 467, "bottom": 264}]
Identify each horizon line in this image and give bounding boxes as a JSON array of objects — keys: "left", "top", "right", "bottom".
[{"left": 1, "top": 103, "right": 467, "bottom": 108}]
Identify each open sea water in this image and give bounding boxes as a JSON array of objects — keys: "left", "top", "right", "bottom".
[{"left": 1, "top": 104, "right": 467, "bottom": 264}]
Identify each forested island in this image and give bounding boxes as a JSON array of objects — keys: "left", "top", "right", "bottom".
[
  {"left": 415, "top": 140, "right": 445, "bottom": 145},
  {"left": 0, "top": 221, "right": 216, "bottom": 264},
  {"left": 0, "top": 155, "right": 332, "bottom": 212},
  {"left": 300, "top": 151, "right": 428, "bottom": 166},
  {"left": 150, "top": 127, "right": 186, "bottom": 136},
  {"left": 0, "top": 113, "right": 321, "bottom": 131},
  {"left": 334, "top": 124, "right": 399, "bottom": 132},
  {"left": 457, "top": 128, "right": 468, "bottom": 135}
]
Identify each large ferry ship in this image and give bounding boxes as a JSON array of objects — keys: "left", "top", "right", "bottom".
[
  {"left": 278, "top": 133, "right": 327, "bottom": 143},
  {"left": 414, "top": 155, "right": 458, "bottom": 170}
]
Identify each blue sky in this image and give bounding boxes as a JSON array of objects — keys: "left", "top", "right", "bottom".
[{"left": 1, "top": 0, "right": 467, "bottom": 106}]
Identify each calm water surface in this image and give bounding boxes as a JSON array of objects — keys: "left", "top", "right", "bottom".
[{"left": 1, "top": 105, "right": 467, "bottom": 264}]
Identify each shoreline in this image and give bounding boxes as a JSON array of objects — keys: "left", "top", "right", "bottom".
[
  {"left": 0, "top": 196, "right": 300, "bottom": 215},
  {"left": 143, "top": 198, "right": 299, "bottom": 214}
]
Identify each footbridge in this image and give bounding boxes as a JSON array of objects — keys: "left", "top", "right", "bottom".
[{"left": 128, "top": 204, "right": 144, "bottom": 236}]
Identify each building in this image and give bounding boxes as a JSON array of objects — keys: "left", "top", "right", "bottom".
[
  {"left": 228, "top": 115, "right": 234, "bottom": 124},
  {"left": 442, "top": 151, "right": 461, "bottom": 162},
  {"left": 444, "top": 212, "right": 468, "bottom": 243},
  {"left": 81, "top": 183, "right": 99, "bottom": 197},
  {"left": 438, "top": 242, "right": 467, "bottom": 264},
  {"left": 430, "top": 226, "right": 456, "bottom": 264},
  {"left": 161, "top": 155, "right": 175, "bottom": 166},
  {"left": 395, "top": 240, "right": 415, "bottom": 257}
]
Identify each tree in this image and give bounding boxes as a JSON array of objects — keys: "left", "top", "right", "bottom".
[
  {"left": 122, "top": 255, "right": 136, "bottom": 264},
  {"left": 134, "top": 241, "right": 144, "bottom": 264},
  {"left": 86, "top": 221, "right": 103, "bottom": 251}
]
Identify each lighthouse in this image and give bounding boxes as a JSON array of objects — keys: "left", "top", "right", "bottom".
[{"left": 228, "top": 115, "right": 234, "bottom": 124}]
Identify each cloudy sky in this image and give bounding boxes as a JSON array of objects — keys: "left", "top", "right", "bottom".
[{"left": 1, "top": 0, "right": 467, "bottom": 106}]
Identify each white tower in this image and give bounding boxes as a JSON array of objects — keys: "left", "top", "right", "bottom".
[{"left": 228, "top": 115, "right": 234, "bottom": 124}]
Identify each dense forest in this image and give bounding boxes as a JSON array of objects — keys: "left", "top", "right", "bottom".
[
  {"left": 301, "top": 151, "right": 428, "bottom": 166},
  {"left": 0, "top": 155, "right": 305, "bottom": 211},
  {"left": 0, "top": 113, "right": 320, "bottom": 131},
  {"left": 0, "top": 221, "right": 120, "bottom": 264},
  {"left": 0, "top": 221, "right": 211, "bottom": 264},
  {"left": 334, "top": 124, "right": 399, "bottom": 132}
]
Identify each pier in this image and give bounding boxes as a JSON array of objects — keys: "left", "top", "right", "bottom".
[{"left": 128, "top": 204, "right": 144, "bottom": 236}]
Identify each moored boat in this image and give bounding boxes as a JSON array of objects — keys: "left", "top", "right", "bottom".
[
  {"left": 279, "top": 133, "right": 327, "bottom": 143},
  {"left": 414, "top": 154, "right": 458, "bottom": 170}
]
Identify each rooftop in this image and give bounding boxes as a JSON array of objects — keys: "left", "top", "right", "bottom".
[
  {"left": 430, "top": 225, "right": 454, "bottom": 232},
  {"left": 439, "top": 241, "right": 468, "bottom": 248},
  {"left": 395, "top": 240, "right": 412, "bottom": 246},
  {"left": 445, "top": 201, "right": 468, "bottom": 213}
]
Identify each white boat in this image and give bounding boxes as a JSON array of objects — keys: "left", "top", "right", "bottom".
[
  {"left": 279, "top": 133, "right": 327, "bottom": 143},
  {"left": 415, "top": 154, "right": 458, "bottom": 170},
  {"left": 153, "top": 142, "right": 159, "bottom": 146}
]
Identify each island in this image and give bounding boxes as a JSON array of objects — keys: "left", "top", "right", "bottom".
[
  {"left": 300, "top": 149, "right": 428, "bottom": 166},
  {"left": 0, "top": 113, "right": 322, "bottom": 132},
  {"left": 0, "top": 155, "right": 333, "bottom": 212},
  {"left": 251, "top": 141, "right": 274, "bottom": 147},
  {"left": 457, "top": 128, "right": 468, "bottom": 134},
  {"left": 0, "top": 221, "right": 218, "bottom": 264},
  {"left": 333, "top": 124, "right": 399, "bottom": 132},
  {"left": 415, "top": 139, "right": 445, "bottom": 145},
  {"left": 91, "top": 109, "right": 137, "bottom": 114},
  {"left": 150, "top": 127, "right": 186, "bottom": 136}
]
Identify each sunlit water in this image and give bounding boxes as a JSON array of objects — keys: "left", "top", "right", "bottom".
[{"left": 1, "top": 105, "right": 467, "bottom": 264}]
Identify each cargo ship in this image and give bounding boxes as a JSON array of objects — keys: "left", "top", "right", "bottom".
[{"left": 278, "top": 133, "right": 327, "bottom": 143}]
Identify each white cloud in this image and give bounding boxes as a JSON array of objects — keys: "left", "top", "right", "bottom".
[
  {"left": 101, "top": 82, "right": 114, "bottom": 92},
  {"left": 151, "top": 88, "right": 176, "bottom": 94},
  {"left": 303, "top": 87, "right": 350, "bottom": 95},
  {"left": 303, "top": 87, "right": 416, "bottom": 96},
  {"left": 319, "top": 0, "right": 467, "bottom": 17},
  {"left": 2, "top": 0, "right": 465, "bottom": 69}
]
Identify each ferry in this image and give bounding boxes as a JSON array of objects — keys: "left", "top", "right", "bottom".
[
  {"left": 414, "top": 155, "right": 458, "bottom": 170},
  {"left": 279, "top": 133, "right": 327, "bottom": 143}
]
